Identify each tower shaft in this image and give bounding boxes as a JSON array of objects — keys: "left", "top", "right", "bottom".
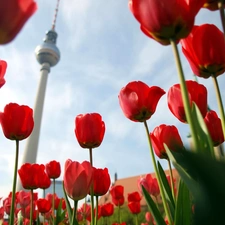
[
  {"left": 22, "top": 62, "right": 50, "bottom": 163},
  {"left": 17, "top": 63, "right": 51, "bottom": 191}
]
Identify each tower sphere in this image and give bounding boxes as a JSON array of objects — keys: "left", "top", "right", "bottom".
[{"left": 35, "top": 29, "right": 60, "bottom": 67}]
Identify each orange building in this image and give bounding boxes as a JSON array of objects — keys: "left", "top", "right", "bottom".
[{"left": 99, "top": 169, "right": 179, "bottom": 207}]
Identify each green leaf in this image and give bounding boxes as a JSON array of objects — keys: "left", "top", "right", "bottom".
[
  {"left": 191, "top": 103, "right": 214, "bottom": 156},
  {"left": 62, "top": 182, "right": 73, "bottom": 225},
  {"left": 36, "top": 215, "right": 41, "bottom": 225},
  {"left": 174, "top": 180, "right": 192, "bottom": 225},
  {"left": 158, "top": 161, "right": 175, "bottom": 213},
  {"left": 168, "top": 149, "right": 225, "bottom": 225},
  {"left": 142, "top": 185, "right": 167, "bottom": 225},
  {"left": 55, "top": 199, "right": 66, "bottom": 225}
]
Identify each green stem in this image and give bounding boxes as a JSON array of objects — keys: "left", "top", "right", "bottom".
[
  {"left": 30, "top": 189, "right": 33, "bottom": 225},
  {"left": 167, "top": 159, "right": 175, "bottom": 200},
  {"left": 72, "top": 200, "right": 78, "bottom": 225},
  {"left": 95, "top": 196, "right": 99, "bottom": 225},
  {"left": 135, "top": 213, "right": 138, "bottom": 225},
  {"left": 52, "top": 178, "right": 56, "bottom": 225},
  {"left": 212, "top": 76, "right": 225, "bottom": 156},
  {"left": 143, "top": 121, "right": 172, "bottom": 225},
  {"left": 170, "top": 39, "right": 199, "bottom": 151},
  {"left": 118, "top": 205, "right": 121, "bottom": 224},
  {"left": 9, "top": 140, "right": 20, "bottom": 225},
  {"left": 218, "top": 1, "right": 225, "bottom": 37},
  {"left": 89, "top": 148, "right": 95, "bottom": 225},
  {"left": 155, "top": 195, "right": 160, "bottom": 209}
]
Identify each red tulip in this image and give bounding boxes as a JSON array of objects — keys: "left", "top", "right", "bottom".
[
  {"left": 38, "top": 169, "right": 51, "bottom": 190},
  {"left": 110, "top": 185, "right": 124, "bottom": 206},
  {"left": 77, "top": 203, "right": 91, "bottom": 222},
  {"left": 18, "top": 163, "right": 44, "bottom": 189},
  {"left": 181, "top": 24, "right": 225, "bottom": 78},
  {"left": 127, "top": 191, "right": 141, "bottom": 202},
  {"left": 145, "top": 212, "right": 152, "bottom": 223},
  {"left": 0, "top": 103, "right": 34, "bottom": 140},
  {"left": 101, "top": 203, "right": 114, "bottom": 217},
  {"left": 150, "top": 124, "right": 184, "bottom": 159},
  {"left": 119, "top": 81, "right": 165, "bottom": 122},
  {"left": 75, "top": 113, "right": 105, "bottom": 149},
  {"left": 46, "top": 160, "right": 61, "bottom": 179},
  {"left": 0, "top": 0, "right": 37, "bottom": 44},
  {"left": 203, "top": 0, "right": 225, "bottom": 10},
  {"left": 168, "top": 80, "right": 207, "bottom": 123},
  {"left": 129, "top": 0, "right": 205, "bottom": 45},
  {"left": 37, "top": 199, "right": 51, "bottom": 214},
  {"left": 63, "top": 160, "right": 93, "bottom": 201},
  {"left": 17, "top": 190, "right": 31, "bottom": 208},
  {"left": 204, "top": 110, "right": 224, "bottom": 146},
  {"left": 128, "top": 201, "right": 141, "bottom": 214},
  {"left": 138, "top": 174, "right": 160, "bottom": 197},
  {"left": 0, "top": 60, "right": 7, "bottom": 88},
  {"left": 112, "top": 223, "right": 126, "bottom": 225},
  {"left": 92, "top": 167, "right": 111, "bottom": 196},
  {"left": 45, "top": 193, "right": 61, "bottom": 210},
  {"left": 0, "top": 207, "right": 4, "bottom": 220},
  {"left": 3, "top": 197, "right": 12, "bottom": 215},
  {"left": 21, "top": 205, "right": 38, "bottom": 220}
]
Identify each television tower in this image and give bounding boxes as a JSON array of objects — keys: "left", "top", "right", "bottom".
[{"left": 18, "top": 0, "right": 61, "bottom": 189}]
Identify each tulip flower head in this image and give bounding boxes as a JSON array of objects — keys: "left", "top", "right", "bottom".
[
  {"left": 145, "top": 212, "right": 153, "bottom": 223},
  {"left": 0, "top": 0, "right": 37, "bottom": 44},
  {"left": 17, "top": 190, "right": 31, "bottom": 208},
  {"left": 168, "top": 80, "right": 208, "bottom": 123},
  {"left": 45, "top": 193, "right": 61, "bottom": 210},
  {"left": 75, "top": 113, "right": 105, "bottom": 149},
  {"left": 110, "top": 185, "right": 125, "bottom": 206},
  {"left": 129, "top": 0, "right": 206, "bottom": 45},
  {"left": 46, "top": 160, "right": 61, "bottom": 179},
  {"left": 101, "top": 203, "right": 114, "bottom": 217},
  {"left": 128, "top": 201, "right": 141, "bottom": 214},
  {"left": 92, "top": 167, "right": 111, "bottom": 196},
  {"left": 138, "top": 174, "right": 160, "bottom": 197},
  {"left": 37, "top": 199, "right": 51, "bottom": 214},
  {"left": 181, "top": 24, "right": 225, "bottom": 78},
  {"left": 63, "top": 160, "right": 93, "bottom": 201},
  {"left": 18, "top": 163, "right": 44, "bottom": 189},
  {"left": 3, "top": 197, "right": 12, "bottom": 215},
  {"left": 150, "top": 124, "right": 184, "bottom": 159},
  {"left": 127, "top": 191, "right": 142, "bottom": 202},
  {"left": 204, "top": 110, "right": 224, "bottom": 146},
  {"left": 77, "top": 203, "right": 91, "bottom": 222},
  {"left": 119, "top": 81, "right": 165, "bottom": 122},
  {"left": 38, "top": 169, "right": 51, "bottom": 190},
  {"left": 0, "top": 60, "right": 7, "bottom": 88},
  {"left": 0, "top": 103, "right": 34, "bottom": 141},
  {"left": 0, "top": 206, "right": 4, "bottom": 220}
]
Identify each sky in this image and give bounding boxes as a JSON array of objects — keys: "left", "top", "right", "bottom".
[{"left": 0, "top": 0, "right": 224, "bottom": 201}]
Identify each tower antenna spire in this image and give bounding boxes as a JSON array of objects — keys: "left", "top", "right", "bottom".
[{"left": 52, "top": 0, "right": 60, "bottom": 30}]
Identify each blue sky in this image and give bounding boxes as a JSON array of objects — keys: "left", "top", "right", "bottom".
[{"left": 0, "top": 0, "right": 224, "bottom": 200}]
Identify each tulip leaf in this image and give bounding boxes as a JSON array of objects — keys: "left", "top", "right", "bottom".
[
  {"left": 142, "top": 185, "right": 167, "bottom": 225},
  {"left": 63, "top": 182, "right": 73, "bottom": 225},
  {"left": 167, "top": 149, "right": 225, "bottom": 225},
  {"left": 174, "top": 179, "right": 192, "bottom": 225},
  {"left": 55, "top": 199, "right": 66, "bottom": 225},
  {"left": 191, "top": 103, "right": 214, "bottom": 156},
  {"left": 36, "top": 216, "right": 41, "bottom": 225},
  {"left": 157, "top": 161, "right": 175, "bottom": 216}
]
